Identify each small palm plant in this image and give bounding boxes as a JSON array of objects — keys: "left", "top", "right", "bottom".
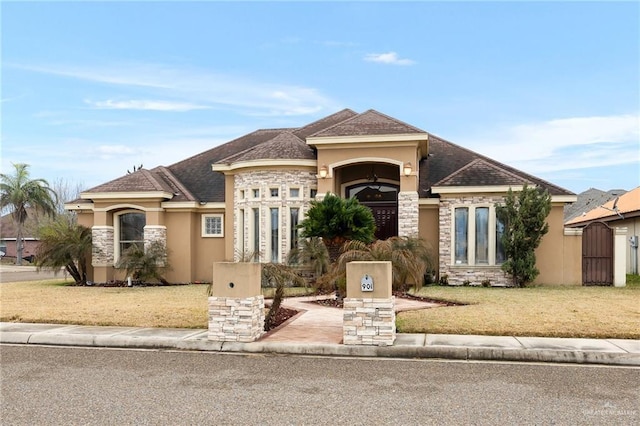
[
  {"left": 334, "top": 236, "right": 435, "bottom": 292},
  {"left": 286, "top": 237, "right": 330, "bottom": 287},
  {"left": 35, "top": 215, "right": 91, "bottom": 285},
  {"left": 116, "top": 241, "right": 170, "bottom": 285}
]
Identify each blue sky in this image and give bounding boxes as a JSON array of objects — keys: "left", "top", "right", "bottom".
[{"left": 2, "top": 1, "right": 639, "bottom": 196}]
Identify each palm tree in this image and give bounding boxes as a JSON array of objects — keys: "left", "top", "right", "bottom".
[
  {"left": 0, "top": 163, "right": 57, "bottom": 265},
  {"left": 334, "top": 236, "right": 435, "bottom": 292},
  {"left": 35, "top": 215, "right": 91, "bottom": 285},
  {"left": 298, "top": 193, "right": 376, "bottom": 262}
]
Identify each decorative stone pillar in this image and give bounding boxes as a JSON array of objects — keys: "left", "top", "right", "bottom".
[
  {"left": 398, "top": 191, "right": 419, "bottom": 237},
  {"left": 343, "top": 261, "right": 395, "bottom": 346},
  {"left": 208, "top": 262, "right": 265, "bottom": 342},
  {"left": 91, "top": 226, "right": 114, "bottom": 266},
  {"left": 614, "top": 227, "right": 628, "bottom": 287}
]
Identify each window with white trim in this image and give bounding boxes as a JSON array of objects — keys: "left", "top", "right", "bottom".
[
  {"left": 202, "top": 214, "right": 224, "bottom": 237},
  {"left": 115, "top": 211, "right": 146, "bottom": 261},
  {"left": 289, "top": 187, "right": 300, "bottom": 198},
  {"left": 452, "top": 205, "right": 504, "bottom": 266},
  {"left": 252, "top": 188, "right": 260, "bottom": 199},
  {"left": 270, "top": 188, "right": 279, "bottom": 197}
]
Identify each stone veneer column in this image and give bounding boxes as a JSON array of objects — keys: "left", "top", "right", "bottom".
[
  {"left": 343, "top": 261, "right": 395, "bottom": 346},
  {"left": 91, "top": 226, "right": 114, "bottom": 266},
  {"left": 144, "top": 225, "right": 167, "bottom": 248},
  {"left": 208, "top": 262, "right": 265, "bottom": 342},
  {"left": 398, "top": 191, "right": 419, "bottom": 237}
]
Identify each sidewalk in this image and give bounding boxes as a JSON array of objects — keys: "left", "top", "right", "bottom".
[{"left": 2, "top": 321, "right": 638, "bottom": 366}]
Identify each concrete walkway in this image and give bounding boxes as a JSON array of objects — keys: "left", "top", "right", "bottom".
[{"left": 2, "top": 292, "right": 639, "bottom": 368}]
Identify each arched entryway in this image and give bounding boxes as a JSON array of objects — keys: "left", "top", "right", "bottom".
[{"left": 347, "top": 182, "right": 399, "bottom": 240}]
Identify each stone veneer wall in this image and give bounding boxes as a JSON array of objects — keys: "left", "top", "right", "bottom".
[
  {"left": 343, "top": 297, "right": 395, "bottom": 346},
  {"left": 208, "top": 295, "right": 265, "bottom": 342},
  {"left": 439, "top": 195, "right": 510, "bottom": 286},
  {"left": 234, "top": 170, "right": 317, "bottom": 262},
  {"left": 92, "top": 226, "right": 114, "bottom": 266},
  {"left": 144, "top": 225, "right": 167, "bottom": 264},
  {"left": 398, "top": 191, "right": 419, "bottom": 237}
]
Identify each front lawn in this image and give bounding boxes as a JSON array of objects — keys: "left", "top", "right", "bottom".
[
  {"left": 397, "top": 282, "right": 640, "bottom": 339},
  {"left": 1, "top": 279, "right": 638, "bottom": 339}
]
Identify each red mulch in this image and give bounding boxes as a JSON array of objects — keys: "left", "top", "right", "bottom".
[{"left": 311, "top": 291, "right": 466, "bottom": 308}]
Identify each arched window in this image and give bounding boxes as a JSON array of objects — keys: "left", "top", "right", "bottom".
[{"left": 116, "top": 212, "right": 145, "bottom": 259}]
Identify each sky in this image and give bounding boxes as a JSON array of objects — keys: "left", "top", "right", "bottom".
[{"left": 2, "top": 1, "right": 639, "bottom": 198}]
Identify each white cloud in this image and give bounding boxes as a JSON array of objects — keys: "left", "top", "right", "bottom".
[
  {"left": 86, "top": 99, "right": 211, "bottom": 112},
  {"left": 460, "top": 113, "right": 640, "bottom": 174},
  {"left": 364, "top": 52, "right": 415, "bottom": 66},
  {"left": 13, "top": 62, "right": 338, "bottom": 117}
]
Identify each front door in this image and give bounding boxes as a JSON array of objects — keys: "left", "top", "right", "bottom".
[{"left": 347, "top": 183, "right": 398, "bottom": 240}]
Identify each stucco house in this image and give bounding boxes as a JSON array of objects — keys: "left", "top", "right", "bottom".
[{"left": 67, "top": 109, "right": 580, "bottom": 286}]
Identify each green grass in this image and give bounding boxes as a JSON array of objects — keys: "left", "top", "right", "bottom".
[
  {"left": 2, "top": 279, "right": 638, "bottom": 338},
  {"left": 397, "top": 283, "right": 640, "bottom": 339}
]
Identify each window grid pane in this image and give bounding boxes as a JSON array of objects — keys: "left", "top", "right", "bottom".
[
  {"left": 205, "top": 217, "right": 221, "bottom": 235},
  {"left": 290, "top": 208, "right": 299, "bottom": 249},
  {"left": 475, "top": 208, "right": 489, "bottom": 264},
  {"left": 270, "top": 208, "right": 279, "bottom": 262},
  {"left": 496, "top": 217, "right": 506, "bottom": 264},
  {"left": 454, "top": 208, "right": 468, "bottom": 264}
]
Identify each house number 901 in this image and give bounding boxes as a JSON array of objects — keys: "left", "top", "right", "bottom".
[{"left": 361, "top": 274, "right": 374, "bottom": 292}]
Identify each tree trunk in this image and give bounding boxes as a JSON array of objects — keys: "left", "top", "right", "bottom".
[{"left": 16, "top": 225, "right": 24, "bottom": 266}]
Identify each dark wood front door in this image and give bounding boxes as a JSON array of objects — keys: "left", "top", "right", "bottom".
[
  {"left": 347, "top": 183, "right": 399, "bottom": 240},
  {"left": 582, "top": 221, "right": 614, "bottom": 286},
  {"left": 368, "top": 203, "right": 398, "bottom": 240}
]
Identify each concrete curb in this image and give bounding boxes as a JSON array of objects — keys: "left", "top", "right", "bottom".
[{"left": 2, "top": 329, "right": 639, "bottom": 366}]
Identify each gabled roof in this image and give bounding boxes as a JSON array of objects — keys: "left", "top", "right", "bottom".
[
  {"left": 434, "top": 158, "right": 532, "bottom": 187},
  {"left": 217, "top": 131, "right": 314, "bottom": 164},
  {"left": 309, "top": 109, "right": 426, "bottom": 138},
  {"left": 79, "top": 108, "right": 574, "bottom": 204},
  {"left": 420, "top": 134, "right": 574, "bottom": 197},
  {"left": 84, "top": 168, "right": 175, "bottom": 195},
  {"left": 566, "top": 186, "right": 640, "bottom": 226}
]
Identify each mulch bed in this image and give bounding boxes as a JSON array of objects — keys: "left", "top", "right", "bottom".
[
  {"left": 264, "top": 307, "right": 299, "bottom": 331},
  {"left": 311, "top": 291, "right": 467, "bottom": 308}
]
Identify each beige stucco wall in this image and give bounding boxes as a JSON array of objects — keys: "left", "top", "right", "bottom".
[
  {"left": 535, "top": 204, "right": 582, "bottom": 285},
  {"left": 418, "top": 203, "right": 440, "bottom": 275},
  {"left": 315, "top": 144, "right": 419, "bottom": 194}
]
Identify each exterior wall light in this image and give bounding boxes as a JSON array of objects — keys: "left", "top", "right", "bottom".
[
  {"left": 403, "top": 162, "right": 412, "bottom": 176},
  {"left": 319, "top": 164, "right": 328, "bottom": 179}
]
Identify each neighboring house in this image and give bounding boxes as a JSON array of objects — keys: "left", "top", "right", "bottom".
[
  {"left": 566, "top": 186, "right": 640, "bottom": 275},
  {"left": 564, "top": 188, "right": 627, "bottom": 223},
  {"left": 0, "top": 208, "right": 41, "bottom": 262},
  {"left": 67, "top": 109, "right": 580, "bottom": 285}
]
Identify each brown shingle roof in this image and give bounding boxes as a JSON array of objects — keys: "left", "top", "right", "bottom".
[
  {"left": 434, "top": 158, "right": 533, "bottom": 187},
  {"left": 80, "top": 109, "right": 574, "bottom": 204},
  {"left": 84, "top": 168, "right": 174, "bottom": 195},
  {"left": 218, "top": 132, "right": 314, "bottom": 163},
  {"left": 310, "top": 109, "right": 426, "bottom": 137},
  {"left": 420, "top": 134, "right": 574, "bottom": 197}
]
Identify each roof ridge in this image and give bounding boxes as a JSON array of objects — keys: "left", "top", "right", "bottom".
[
  {"left": 139, "top": 169, "right": 166, "bottom": 192},
  {"left": 153, "top": 166, "right": 197, "bottom": 201}
]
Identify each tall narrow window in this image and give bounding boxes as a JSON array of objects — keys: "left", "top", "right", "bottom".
[
  {"left": 119, "top": 212, "right": 145, "bottom": 256},
  {"left": 496, "top": 217, "right": 506, "bottom": 264},
  {"left": 475, "top": 207, "right": 489, "bottom": 264},
  {"left": 252, "top": 208, "right": 260, "bottom": 262},
  {"left": 290, "top": 208, "right": 299, "bottom": 250},
  {"left": 270, "top": 208, "right": 279, "bottom": 262},
  {"left": 454, "top": 208, "right": 468, "bottom": 264},
  {"left": 238, "top": 209, "right": 245, "bottom": 254}
]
